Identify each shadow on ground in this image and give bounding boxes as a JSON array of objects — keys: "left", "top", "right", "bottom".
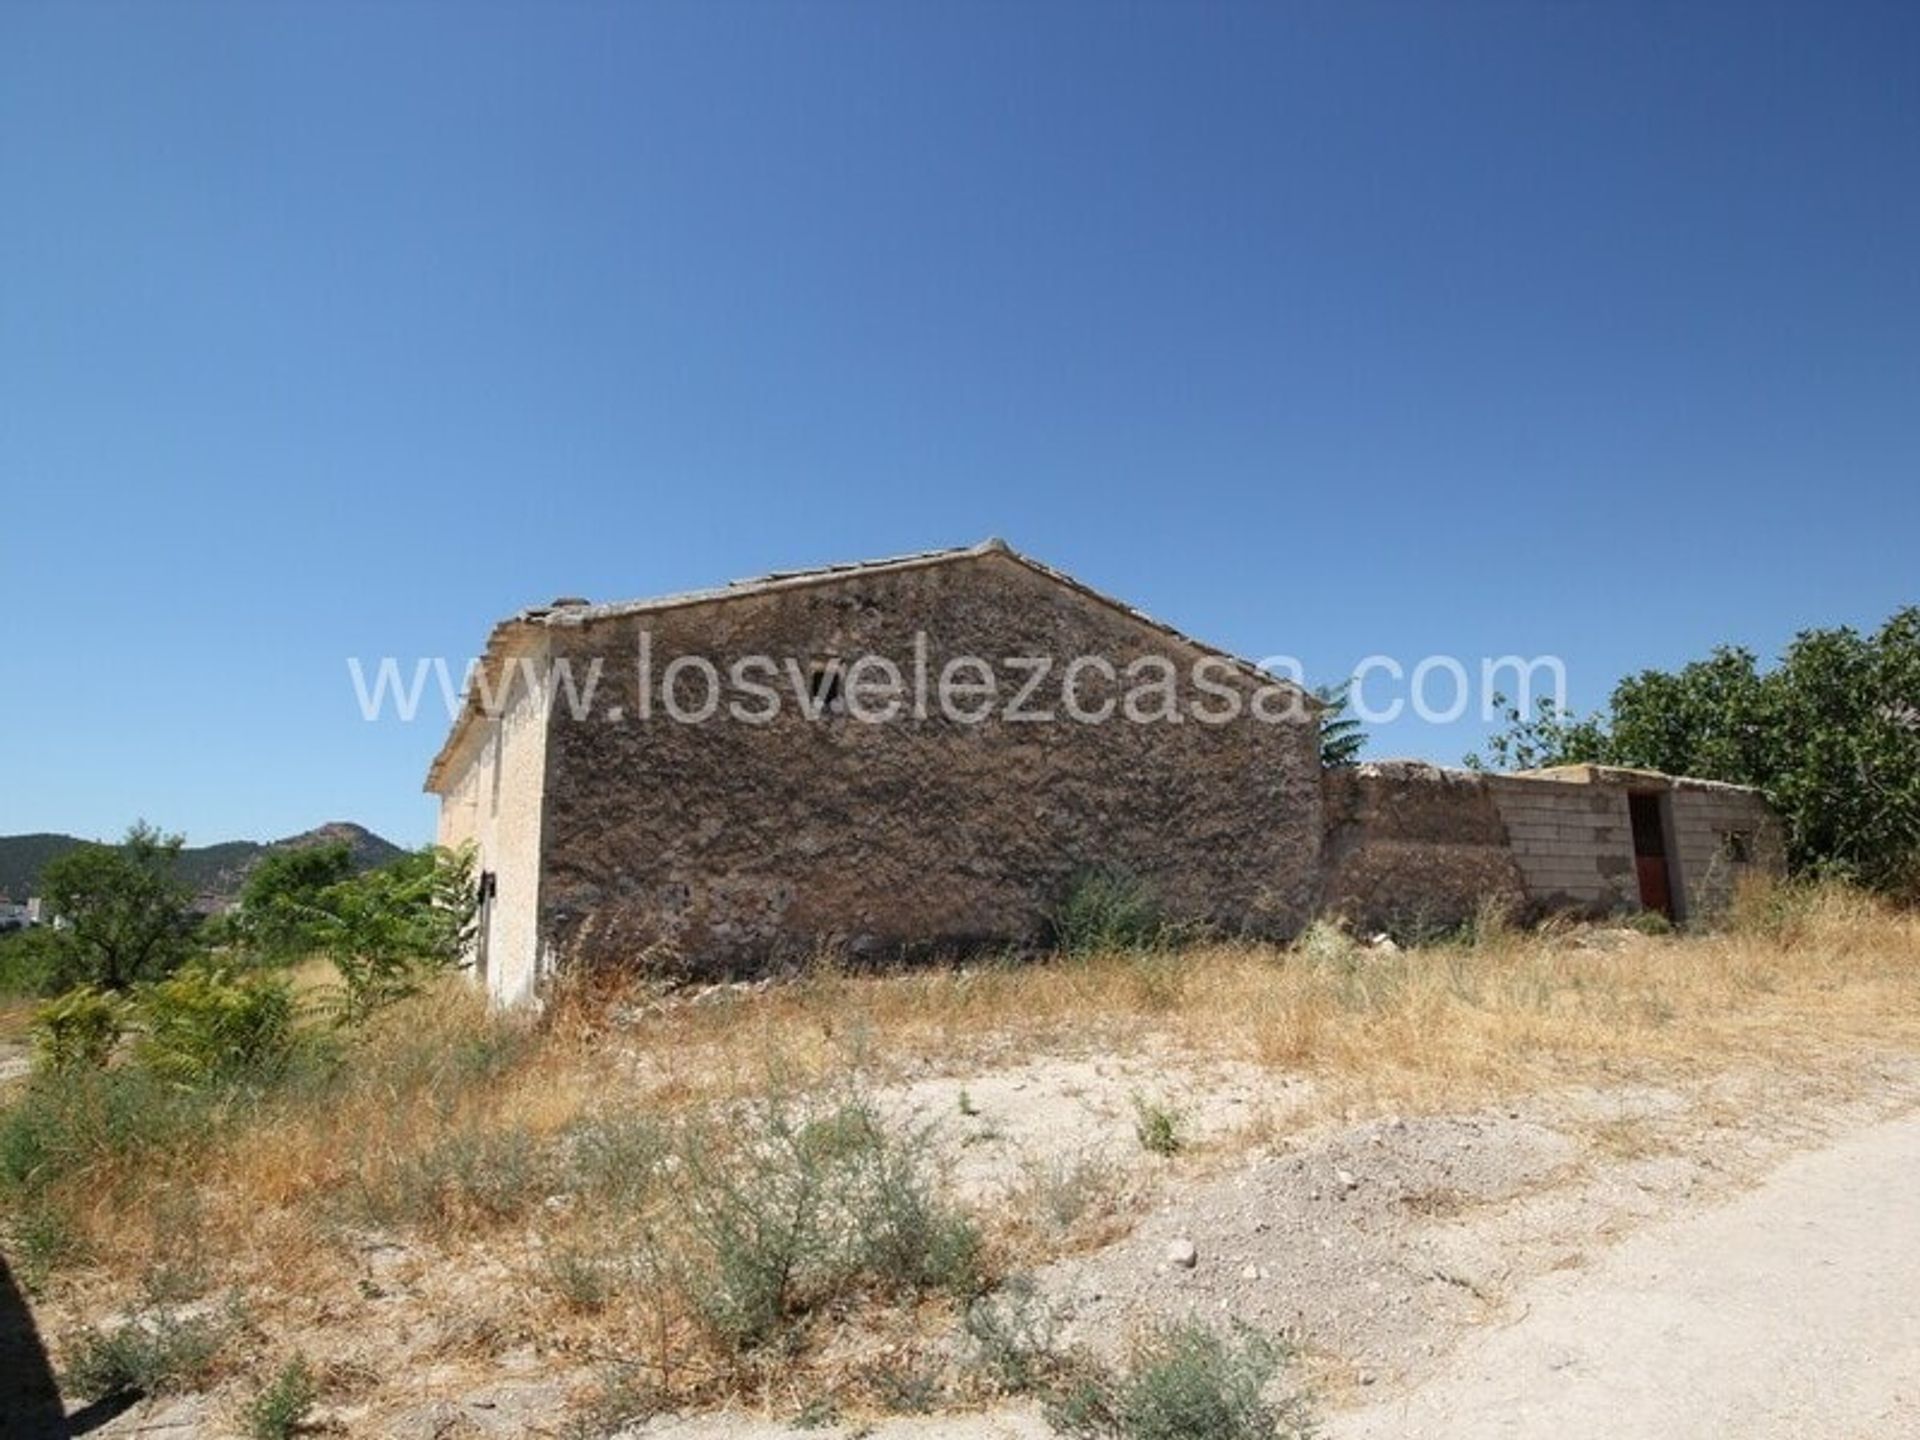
[{"left": 0, "top": 1252, "right": 135, "bottom": 1437}]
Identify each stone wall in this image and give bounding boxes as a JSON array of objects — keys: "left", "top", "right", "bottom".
[
  {"left": 533, "top": 550, "right": 1322, "bottom": 979},
  {"left": 1321, "top": 762, "right": 1526, "bottom": 934}
]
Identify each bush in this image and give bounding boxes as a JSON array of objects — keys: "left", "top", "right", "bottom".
[
  {"left": 0, "top": 926, "right": 68, "bottom": 997},
  {"left": 245, "top": 1356, "right": 318, "bottom": 1440},
  {"left": 29, "top": 985, "right": 128, "bottom": 1073},
  {"left": 238, "top": 842, "right": 356, "bottom": 963},
  {"left": 1052, "top": 869, "right": 1166, "bottom": 957},
  {"left": 963, "top": 1276, "right": 1063, "bottom": 1396},
  {"left": 134, "top": 963, "right": 296, "bottom": 1086},
  {"left": 660, "top": 1083, "right": 982, "bottom": 1350},
  {"left": 1625, "top": 908, "right": 1674, "bottom": 937},
  {"left": 1046, "top": 1321, "right": 1312, "bottom": 1440},
  {"left": 62, "top": 1308, "right": 226, "bottom": 1400}
]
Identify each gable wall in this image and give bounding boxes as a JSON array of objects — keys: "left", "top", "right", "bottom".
[{"left": 534, "top": 554, "right": 1321, "bottom": 979}]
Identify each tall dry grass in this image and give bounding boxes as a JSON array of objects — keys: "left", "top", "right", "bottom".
[{"left": 6, "top": 876, "right": 1918, "bottom": 1424}]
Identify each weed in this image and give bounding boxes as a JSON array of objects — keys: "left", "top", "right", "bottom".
[
  {"left": 245, "top": 1356, "right": 318, "bottom": 1440},
  {"left": 62, "top": 1308, "right": 226, "bottom": 1400},
  {"left": 1131, "top": 1095, "right": 1184, "bottom": 1157},
  {"left": 1053, "top": 869, "right": 1165, "bottom": 957},
  {"left": 28, "top": 985, "right": 127, "bottom": 1073},
  {"left": 565, "top": 1362, "right": 662, "bottom": 1439},
  {"left": 1625, "top": 909, "right": 1674, "bottom": 937},
  {"left": 350, "top": 1125, "right": 549, "bottom": 1233},
  {"left": 7, "top": 1201, "right": 87, "bottom": 1291},
  {"left": 564, "top": 1110, "right": 668, "bottom": 1208},
  {"left": 790, "top": 1395, "right": 842, "bottom": 1429},
  {"left": 1006, "top": 1153, "right": 1125, "bottom": 1243},
  {"left": 657, "top": 1082, "right": 981, "bottom": 1351},
  {"left": 963, "top": 1275, "right": 1062, "bottom": 1396},
  {"left": 1045, "top": 1320, "right": 1313, "bottom": 1440},
  {"left": 543, "top": 1243, "right": 620, "bottom": 1313},
  {"left": 135, "top": 962, "right": 297, "bottom": 1086}
]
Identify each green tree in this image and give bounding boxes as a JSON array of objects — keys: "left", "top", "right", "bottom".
[
  {"left": 1315, "top": 681, "right": 1368, "bottom": 768},
  {"left": 1468, "top": 607, "right": 1920, "bottom": 890},
  {"left": 1463, "top": 694, "right": 1609, "bottom": 772},
  {"left": 38, "top": 823, "right": 198, "bottom": 990},
  {"left": 305, "top": 847, "right": 478, "bottom": 1025},
  {"left": 237, "top": 841, "right": 355, "bottom": 962}
]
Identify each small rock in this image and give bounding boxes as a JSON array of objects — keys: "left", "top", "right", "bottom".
[
  {"left": 1166, "top": 1238, "right": 1198, "bottom": 1269},
  {"left": 1335, "top": 1168, "right": 1359, "bottom": 1192},
  {"left": 1240, "top": 1264, "right": 1261, "bottom": 1281}
]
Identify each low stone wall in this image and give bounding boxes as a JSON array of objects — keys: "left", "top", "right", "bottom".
[{"left": 1321, "top": 762, "right": 1527, "bottom": 935}]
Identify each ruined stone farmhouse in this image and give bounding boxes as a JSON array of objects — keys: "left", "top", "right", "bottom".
[{"left": 426, "top": 541, "right": 1783, "bottom": 1006}]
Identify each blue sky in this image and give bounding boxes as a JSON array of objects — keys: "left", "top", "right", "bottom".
[{"left": 2, "top": 2, "right": 1916, "bottom": 848}]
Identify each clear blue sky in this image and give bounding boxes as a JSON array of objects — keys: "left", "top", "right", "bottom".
[{"left": 3, "top": 2, "right": 1916, "bottom": 848}]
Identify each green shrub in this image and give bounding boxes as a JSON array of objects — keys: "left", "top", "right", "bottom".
[
  {"left": 135, "top": 963, "right": 296, "bottom": 1086},
  {"left": 29, "top": 985, "right": 129, "bottom": 1073},
  {"left": 1625, "top": 908, "right": 1674, "bottom": 937},
  {"left": 1045, "top": 1321, "right": 1312, "bottom": 1440},
  {"left": 1131, "top": 1095, "right": 1184, "bottom": 1157},
  {"left": 964, "top": 1276, "right": 1063, "bottom": 1396},
  {"left": 0, "top": 926, "right": 68, "bottom": 997},
  {"left": 661, "top": 1084, "right": 982, "bottom": 1350},
  {"left": 245, "top": 1356, "right": 318, "bottom": 1440},
  {"left": 1052, "top": 869, "right": 1165, "bottom": 957},
  {"left": 62, "top": 1308, "right": 226, "bottom": 1400}
]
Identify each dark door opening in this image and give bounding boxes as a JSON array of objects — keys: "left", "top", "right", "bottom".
[
  {"left": 474, "top": 869, "right": 497, "bottom": 988},
  {"left": 1628, "top": 792, "right": 1675, "bottom": 919}
]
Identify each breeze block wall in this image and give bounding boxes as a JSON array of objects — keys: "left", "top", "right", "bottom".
[
  {"left": 533, "top": 550, "right": 1323, "bottom": 980},
  {"left": 1667, "top": 779, "right": 1788, "bottom": 920},
  {"left": 1484, "top": 774, "right": 1639, "bottom": 914}
]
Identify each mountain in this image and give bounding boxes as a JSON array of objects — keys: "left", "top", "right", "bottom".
[{"left": 0, "top": 823, "right": 408, "bottom": 904}]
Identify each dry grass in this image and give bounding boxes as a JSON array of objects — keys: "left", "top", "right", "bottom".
[{"left": 7, "top": 877, "right": 1919, "bottom": 1428}]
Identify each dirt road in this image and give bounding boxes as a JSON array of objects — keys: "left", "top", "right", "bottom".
[{"left": 1331, "top": 1109, "right": 1920, "bottom": 1439}]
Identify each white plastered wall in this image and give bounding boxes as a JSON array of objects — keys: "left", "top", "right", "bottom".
[{"left": 434, "top": 640, "right": 553, "bottom": 1007}]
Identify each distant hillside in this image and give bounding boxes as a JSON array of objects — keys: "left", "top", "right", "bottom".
[{"left": 0, "top": 822, "right": 408, "bottom": 904}]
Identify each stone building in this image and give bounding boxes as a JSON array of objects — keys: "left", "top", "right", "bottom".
[
  {"left": 427, "top": 541, "right": 1786, "bottom": 1007},
  {"left": 426, "top": 540, "right": 1324, "bottom": 1005}
]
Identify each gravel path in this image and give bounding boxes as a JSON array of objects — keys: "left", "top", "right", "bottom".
[{"left": 1329, "top": 1109, "right": 1920, "bottom": 1439}]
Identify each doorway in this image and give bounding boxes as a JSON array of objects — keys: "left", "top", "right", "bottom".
[{"left": 1627, "top": 792, "right": 1675, "bottom": 919}]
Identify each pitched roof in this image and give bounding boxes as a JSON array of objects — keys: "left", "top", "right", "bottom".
[{"left": 424, "top": 538, "right": 1315, "bottom": 791}]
